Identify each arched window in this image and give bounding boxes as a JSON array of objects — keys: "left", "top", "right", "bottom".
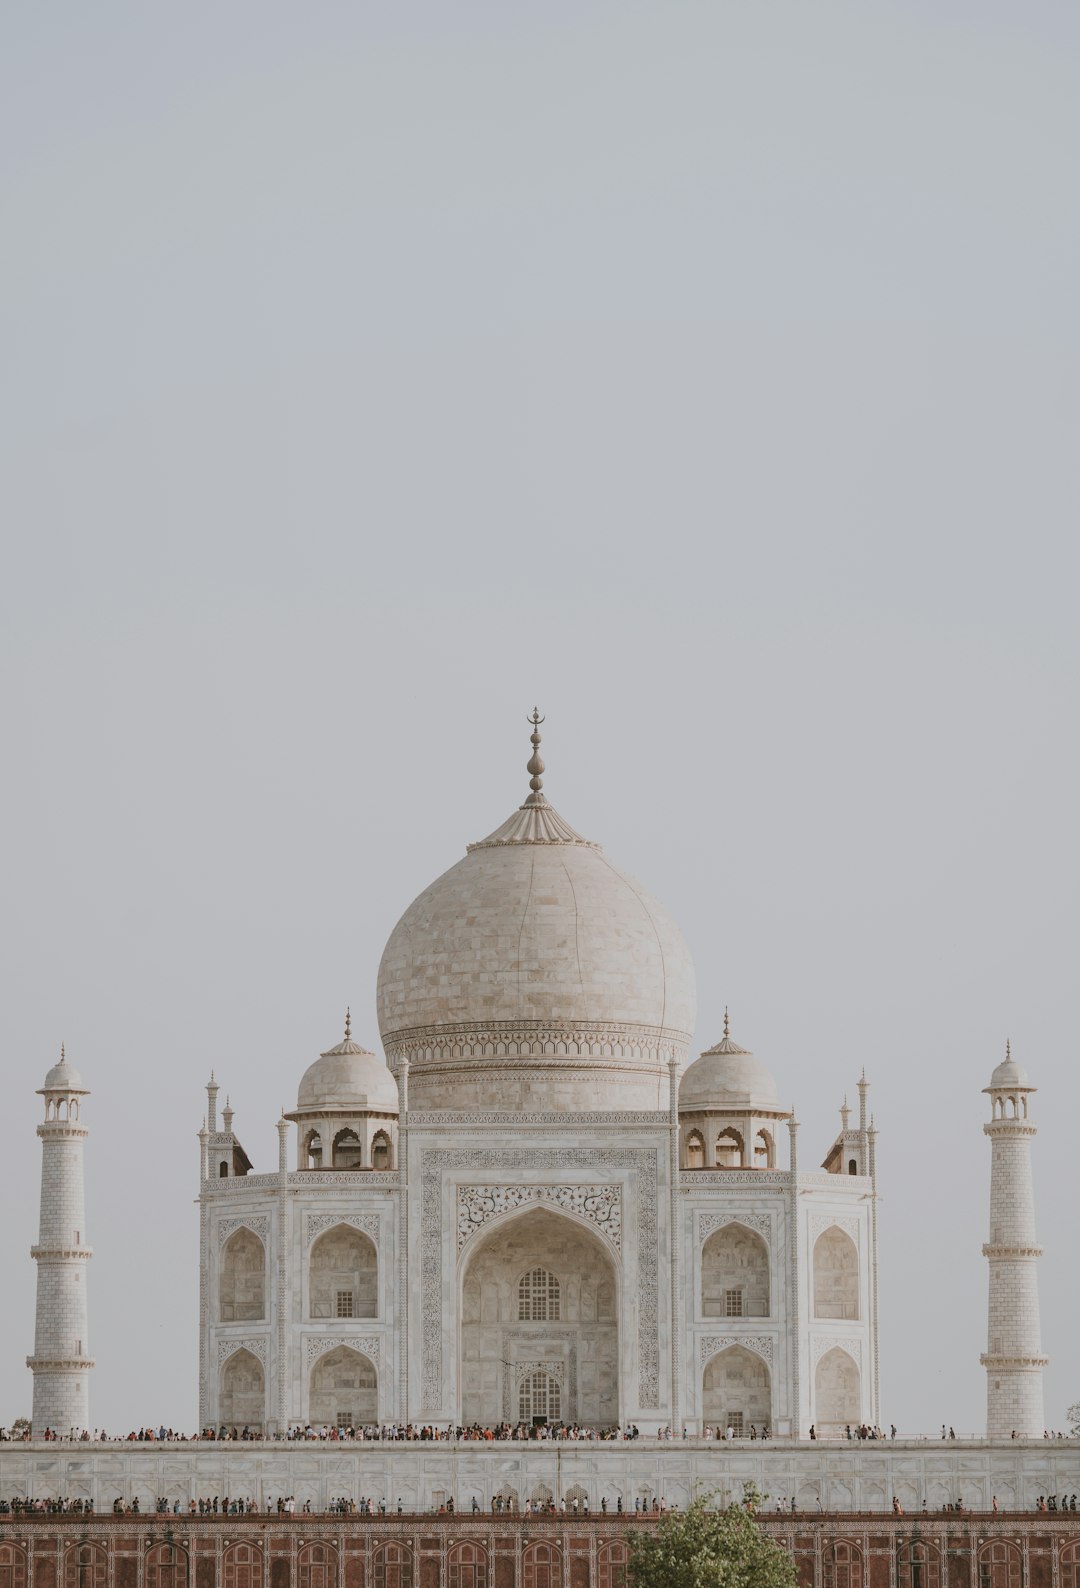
[
  {"left": 371, "top": 1130, "right": 392, "bottom": 1169},
  {"left": 815, "top": 1347, "right": 860, "bottom": 1433},
  {"left": 309, "top": 1224, "right": 377, "bottom": 1319},
  {"left": 303, "top": 1131, "right": 323, "bottom": 1169},
  {"left": 371, "top": 1542, "right": 413, "bottom": 1588},
  {"left": 978, "top": 1544, "right": 1022, "bottom": 1588},
  {"left": 145, "top": 1545, "right": 188, "bottom": 1588},
  {"left": 898, "top": 1541, "right": 941, "bottom": 1588},
  {"left": 755, "top": 1129, "right": 774, "bottom": 1167},
  {"left": 715, "top": 1127, "right": 744, "bottom": 1168},
  {"left": 219, "top": 1161, "right": 229, "bottom": 1178},
  {"left": 0, "top": 1545, "right": 28, "bottom": 1588},
  {"left": 523, "top": 1542, "right": 561, "bottom": 1588},
  {"left": 309, "top": 1345, "right": 377, "bottom": 1428},
  {"left": 598, "top": 1541, "right": 629, "bottom": 1588},
  {"left": 448, "top": 1541, "right": 488, "bottom": 1588},
  {"left": 685, "top": 1130, "right": 705, "bottom": 1169},
  {"left": 332, "top": 1128, "right": 362, "bottom": 1169},
  {"left": 813, "top": 1226, "right": 859, "bottom": 1318},
  {"left": 824, "top": 1542, "right": 863, "bottom": 1588},
  {"left": 222, "top": 1543, "right": 262, "bottom": 1588},
  {"left": 701, "top": 1223, "right": 769, "bottom": 1319},
  {"left": 702, "top": 1344, "right": 771, "bottom": 1432},
  {"left": 518, "top": 1267, "right": 560, "bottom": 1321},
  {"left": 1060, "top": 1543, "right": 1080, "bottom": 1588},
  {"left": 220, "top": 1348, "right": 265, "bottom": 1433},
  {"left": 520, "top": 1370, "right": 561, "bottom": 1423},
  {"left": 297, "top": 1543, "right": 339, "bottom": 1588},
  {"left": 64, "top": 1547, "right": 108, "bottom": 1588},
  {"left": 220, "top": 1227, "right": 265, "bottom": 1321}
]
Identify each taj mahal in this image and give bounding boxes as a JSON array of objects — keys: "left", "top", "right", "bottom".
[{"left": 24, "top": 713, "right": 1048, "bottom": 1458}]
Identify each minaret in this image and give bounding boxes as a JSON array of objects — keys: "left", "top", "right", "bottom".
[
  {"left": 28, "top": 1047, "right": 93, "bottom": 1436},
  {"left": 981, "top": 1041, "right": 1047, "bottom": 1438}
]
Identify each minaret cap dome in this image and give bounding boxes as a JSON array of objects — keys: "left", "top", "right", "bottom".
[
  {"left": 680, "top": 1022, "right": 782, "bottom": 1114},
  {"left": 41, "top": 1049, "right": 85, "bottom": 1092},
  {"left": 296, "top": 1019, "right": 399, "bottom": 1113},
  {"left": 987, "top": 1044, "right": 1032, "bottom": 1092}
]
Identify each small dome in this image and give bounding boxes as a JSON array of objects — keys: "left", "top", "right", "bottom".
[
  {"left": 41, "top": 1047, "right": 84, "bottom": 1092},
  {"left": 680, "top": 1022, "right": 782, "bottom": 1114},
  {"left": 987, "top": 1041, "right": 1031, "bottom": 1092},
  {"left": 297, "top": 1022, "right": 398, "bottom": 1114}
]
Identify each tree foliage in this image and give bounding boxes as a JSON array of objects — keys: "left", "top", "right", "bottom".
[
  {"left": 626, "top": 1494, "right": 799, "bottom": 1588},
  {"left": 1068, "top": 1403, "right": 1080, "bottom": 1437}
]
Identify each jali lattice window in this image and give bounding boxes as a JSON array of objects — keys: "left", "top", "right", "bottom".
[
  {"left": 518, "top": 1268, "right": 560, "bottom": 1321},
  {"left": 520, "top": 1371, "right": 561, "bottom": 1423}
]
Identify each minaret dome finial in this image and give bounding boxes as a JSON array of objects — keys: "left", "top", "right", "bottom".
[
  {"left": 1006, "top": 1037, "right": 1012, "bottom": 1062},
  {"left": 345, "top": 1006, "right": 352, "bottom": 1041},
  {"left": 525, "top": 707, "right": 546, "bottom": 805},
  {"left": 723, "top": 1007, "right": 730, "bottom": 1040},
  {"left": 60, "top": 1042, "right": 65, "bottom": 1062}
]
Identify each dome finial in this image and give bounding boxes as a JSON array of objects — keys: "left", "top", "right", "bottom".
[
  {"left": 345, "top": 1006, "right": 352, "bottom": 1040},
  {"left": 1005, "top": 1037, "right": 1011, "bottom": 1062},
  {"left": 524, "top": 707, "right": 546, "bottom": 806},
  {"left": 60, "top": 1042, "right": 65, "bottom": 1062},
  {"left": 723, "top": 1007, "right": 730, "bottom": 1040}
]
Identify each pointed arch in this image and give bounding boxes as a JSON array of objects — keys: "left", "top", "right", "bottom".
[
  {"left": 308, "top": 1222, "right": 377, "bottom": 1319},
  {"left": 684, "top": 1129, "right": 705, "bottom": 1169},
  {"left": 523, "top": 1542, "right": 562, "bottom": 1588},
  {"left": 219, "top": 1347, "right": 265, "bottom": 1433},
  {"left": 371, "top": 1129, "right": 392, "bottom": 1169},
  {"left": 598, "top": 1541, "right": 630, "bottom": 1588},
  {"left": 824, "top": 1541, "right": 863, "bottom": 1588},
  {"left": 715, "top": 1127, "right": 745, "bottom": 1167},
  {"left": 332, "top": 1128, "right": 362, "bottom": 1169},
  {"left": 297, "top": 1543, "right": 339, "bottom": 1588},
  {"left": 220, "top": 1226, "right": 265, "bottom": 1321},
  {"left": 978, "top": 1543, "right": 1022, "bottom": 1588},
  {"left": 371, "top": 1542, "right": 413, "bottom": 1588},
  {"left": 702, "top": 1343, "right": 772, "bottom": 1432},
  {"left": 813, "top": 1225, "right": 859, "bottom": 1318},
  {"left": 702, "top": 1222, "right": 769, "bottom": 1318},
  {"left": 309, "top": 1344, "right": 377, "bottom": 1427},
  {"left": 0, "top": 1546, "right": 28, "bottom": 1588},
  {"left": 222, "top": 1542, "right": 263, "bottom": 1588},
  {"left": 64, "top": 1545, "right": 107, "bottom": 1588},
  {"left": 898, "top": 1540, "right": 942, "bottom": 1588},
  {"left": 815, "top": 1346, "right": 860, "bottom": 1433},
  {"left": 145, "top": 1544, "right": 188, "bottom": 1588},
  {"left": 302, "top": 1129, "right": 323, "bottom": 1169},
  {"left": 447, "top": 1542, "right": 488, "bottom": 1588}
]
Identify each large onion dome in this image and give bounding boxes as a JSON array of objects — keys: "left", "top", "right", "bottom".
[{"left": 376, "top": 713, "right": 697, "bottom": 1112}]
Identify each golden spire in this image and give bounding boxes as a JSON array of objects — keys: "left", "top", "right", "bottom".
[{"left": 525, "top": 707, "right": 546, "bottom": 806}]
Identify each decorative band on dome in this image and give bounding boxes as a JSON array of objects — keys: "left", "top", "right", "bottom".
[{"left": 467, "top": 796, "right": 599, "bottom": 850}]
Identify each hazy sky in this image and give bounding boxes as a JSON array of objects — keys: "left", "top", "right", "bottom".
[{"left": 2, "top": 1, "right": 1077, "bottom": 1436}]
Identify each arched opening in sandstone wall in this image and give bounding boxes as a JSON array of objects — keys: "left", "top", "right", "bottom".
[
  {"left": 702, "top": 1344, "right": 771, "bottom": 1434},
  {"left": 814, "top": 1346, "right": 860, "bottom": 1434},
  {"left": 220, "top": 1228, "right": 265, "bottom": 1321},
  {"left": 308, "top": 1224, "right": 377, "bottom": 1319},
  {"left": 813, "top": 1226, "right": 859, "bottom": 1319},
  {"left": 460, "top": 1206, "right": 618, "bottom": 1428},
  {"left": 308, "top": 1345, "right": 377, "bottom": 1428},
  {"left": 219, "top": 1348, "right": 264, "bottom": 1432},
  {"left": 701, "top": 1223, "right": 769, "bottom": 1318}
]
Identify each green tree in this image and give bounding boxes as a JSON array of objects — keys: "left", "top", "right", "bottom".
[{"left": 626, "top": 1494, "right": 798, "bottom": 1588}]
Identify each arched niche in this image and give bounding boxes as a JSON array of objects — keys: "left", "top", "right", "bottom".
[
  {"left": 814, "top": 1346, "right": 860, "bottom": 1433},
  {"left": 222, "top": 1542, "right": 262, "bottom": 1588},
  {"left": 684, "top": 1129, "right": 705, "bottom": 1169},
  {"left": 299, "top": 1544, "right": 341, "bottom": 1588},
  {"left": 302, "top": 1130, "right": 323, "bottom": 1169},
  {"left": 754, "top": 1128, "right": 774, "bottom": 1167},
  {"left": 220, "top": 1227, "right": 265, "bottom": 1321},
  {"left": 447, "top": 1541, "right": 488, "bottom": 1588},
  {"left": 371, "top": 1543, "right": 413, "bottom": 1588},
  {"left": 825, "top": 1541, "right": 864, "bottom": 1588},
  {"left": 371, "top": 1129, "right": 392, "bottom": 1169},
  {"left": 813, "top": 1225, "right": 859, "bottom": 1318},
  {"left": 63, "top": 1544, "right": 106, "bottom": 1588},
  {"left": 701, "top": 1222, "right": 769, "bottom": 1319},
  {"left": 308, "top": 1223, "right": 377, "bottom": 1319},
  {"left": 145, "top": 1545, "right": 188, "bottom": 1588},
  {"left": 219, "top": 1347, "right": 265, "bottom": 1432},
  {"left": 702, "top": 1343, "right": 771, "bottom": 1434},
  {"left": 716, "top": 1127, "right": 745, "bottom": 1168},
  {"left": 309, "top": 1346, "right": 377, "bottom": 1429},
  {"left": 332, "top": 1128, "right": 362, "bottom": 1169},
  {"left": 460, "top": 1205, "right": 618, "bottom": 1428}
]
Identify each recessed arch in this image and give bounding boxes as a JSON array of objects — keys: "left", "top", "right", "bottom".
[
  {"left": 220, "top": 1226, "right": 265, "bottom": 1321},
  {"left": 518, "top": 1266, "right": 561, "bottom": 1321},
  {"left": 978, "top": 1543, "right": 1022, "bottom": 1588},
  {"left": 684, "top": 1129, "right": 705, "bottom": 1169},
  {"left": 523, "top": 1542, "right": 562, "bottom": 1588},
  {"left": 702, "top": 1343, "right": 771, "bottom": 1433},
  {"left": 303, "top": 1129, "right": 323, "bottom": 1169},
  {"left": 448, "top": 1542, "right": 488, "bottom": 1588},
  {"left": 460, "top": 1204, "right": 618, "bottom": 1428},
  {"left": 598, "top": 1541, "right": 630, "bottom": 1588},
  {"left": 898, "top": 1539, "right": 942, "bottom": 1588},
  {"left": 371, "top": 1541, "right": 413, "bottom": 1588},
  {"left": 755, "top": 1128, "right": 775, "bottom": 1167},
  {"left": 702, "top": 1222, "right": 769, "bottom": 1318},
  {"left": 825, "top": 1540, "right": 864, "bottom": 1588},
  {"left": 308, "top": 1222, "right": 377, "bottom": 1319},
  {"left": 814, "top": 1346, "right": 860, "bottom": 1434},
  {"left": 64, "top": 1544, "right": 107, "bottom": 1588},
  {"left": 715, "top": 1126, "right": 745, "bottom": 1168},
  {"left": 309, "top": 1344, "right": 378, "bottom": 1428},
  {"left": 298, "top": 1542, "right": 340, "bottom": 1588},
  {"left": 145, "top": 1544, "right": 188, "bottom": 1588},
  {"left": 371, "top": 1129, "right": 393, "bottom": 1169},
  {"left": 332, "top": 1127, "right": 362, "bottom": 1169},
  {"left": 222, "top": 1542, "right": 263, "bottom": 1588},
  {"left": 813, "top": 1225, "right": 859, "bottom": 1319},
  {"left": 219, "top": 1347, "right": 265, "bottom": 1433}
]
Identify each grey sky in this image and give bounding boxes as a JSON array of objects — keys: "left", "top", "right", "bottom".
[{"left": 1, "top": 1, "right": 1077, "bottom": 1435}]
